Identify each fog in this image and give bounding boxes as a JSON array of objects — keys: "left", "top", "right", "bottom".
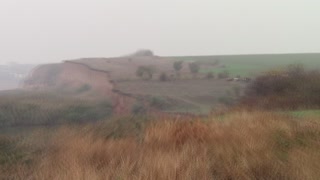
[{"left": 0, "top": 0, "right": 319, "bottom": 64}]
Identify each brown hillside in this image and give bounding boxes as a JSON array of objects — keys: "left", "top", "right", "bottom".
[{"left": 24, "top": 61, "right": 135, "bottom": 114}]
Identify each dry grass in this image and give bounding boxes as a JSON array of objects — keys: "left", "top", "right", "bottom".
[{"left": 2, "top": 111, "right": 320, "bottom": 180}]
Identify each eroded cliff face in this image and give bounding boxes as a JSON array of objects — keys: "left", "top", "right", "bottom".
[{"left": 24, "top": 62, "right": 135, "bottom": 114}]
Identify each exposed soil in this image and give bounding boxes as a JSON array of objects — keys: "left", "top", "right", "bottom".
[{"left": 24, "top": 61, "right": 135, "bottom": 114}]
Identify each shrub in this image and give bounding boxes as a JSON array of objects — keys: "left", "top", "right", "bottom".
[
  {"left": 206, "top": 72, "right": 214, "bottom": 79},
  {"left": 159, "top": 72, "right": 169, "bottom": 81},
  {"left": 131, "top": 49, "right": 154, "bottom": 57},
  {"left": 76, "top": 84, "right": 91, "bottom": 93},
  {"left": 136, "top": 66, "right": 156, "bottom": 80},
  {"left": 218, "top": 96, "right": 234, "bottom": 106},
  {"left": 218, "top": 70, "right": 229, "bottom": 79},
  {"left": 149, "top": 96, "right": 169, "bottom": 110},
  {"left": 188, "top": 62, "right": 200, "bottom": 77},
  {"left": 131, "top": 103, "right": 146, "bottom": 115},
  {"left": 243, "top": 64, "right": 320, "bottom": 109},
  {"left": 173, "top": 61, "right": 183, "bottom": 77}
]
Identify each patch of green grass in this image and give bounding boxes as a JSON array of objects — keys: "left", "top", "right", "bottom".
[
  {"left": 0, "top": 91, "right": 113, "bottom": 127},
  {"left": 171, "top": 53, "right": 320, "bottom": 77},
  {"left": 288, "top": 110, "right": 320, "bottom": 118}
]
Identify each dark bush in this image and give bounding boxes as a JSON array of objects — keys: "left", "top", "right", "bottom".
[
  {"left": 218, "top": 96, "right": 234, "bottom": 106},
  {"left": 131, "top": 49, "right": 154, "bottom": 57},
  {"left": 136, "top": 66, "right": 156, "bottom": 80},
  {"left": 218, "top": 70, "right": 229, "bottom": 79},
  {"left": 131, "top": 103, "right": 146, "bottom": 115},
  {"left": 243, "top": 64, "right": 320, "bottom": 109},
  {"left": 159, "top": 72, "right": 169, "bottom": 81},
  {"left": 149, "top": 96, "right": 169, "bottom": 110},
  {"left": 76, "top": 84, "right": 91, "bottom": 93},
  {"left": 189, "top": 62, "right": 200, "bottom": 77},
  {"left": 206, "top": 72, "right": 215, "bottom": 79}
]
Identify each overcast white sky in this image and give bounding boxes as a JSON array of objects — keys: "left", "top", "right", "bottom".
[{"left": 0, "top": 0, "right": 319, "bottom": 64}]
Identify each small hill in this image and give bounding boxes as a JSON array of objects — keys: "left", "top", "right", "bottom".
[{"left": 23, "top": 53, "right": 320, "bottom": 114}]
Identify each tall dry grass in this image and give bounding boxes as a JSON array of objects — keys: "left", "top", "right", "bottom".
[{"left": 3, "top": 111, "right": 320, "bottom": 180}]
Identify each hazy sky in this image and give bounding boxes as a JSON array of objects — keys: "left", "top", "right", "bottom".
[{"left": 0, "top": 0, "right": 319, "bottom": 64}]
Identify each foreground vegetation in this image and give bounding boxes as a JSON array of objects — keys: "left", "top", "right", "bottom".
[
  {"left": 1, "top": 111, "right": 320, "bottom": 179},
  {"left": 1, "top": 61, "right": 320, "bottom": 179},
  {"left": 0, "top": 90, "right": 113, "bottom": 127}
]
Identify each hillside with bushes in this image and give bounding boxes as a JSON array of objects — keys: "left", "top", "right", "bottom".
[{"left": 1, "top": 53, "right": 320, "bottom": 179}]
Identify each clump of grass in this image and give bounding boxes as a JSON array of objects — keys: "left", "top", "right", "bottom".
[{"left": 3, "top": 111, "right": 320, "bottom": 179}]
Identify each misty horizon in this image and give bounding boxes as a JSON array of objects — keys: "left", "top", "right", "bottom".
[{"left": 1, "top": 0, "right": 320, "bottom": 64}]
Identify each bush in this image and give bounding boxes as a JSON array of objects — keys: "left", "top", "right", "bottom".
[
  {"left": 218, "top": 70, "right": 229, "bottom": 79},
  {"left": 76, "top": 84, "right": 91, "bottom": 93},
  {"left": 218, "top": 96, "right": 234, "bottom": 106},
  {"left": 149, "top": 96, "right": 169, "bottom": 110},
  {"left": 173, "top": 61, "right": 183, "bottom": 78},
  {"left": 131, "top": 49, "right": 154, "bottom": 57},
  {"left": 136, "top": 66, "right": 156, "bottom": 80},
  {"left": 206, "top": 72, "right": 214, "bottom": 79},
  {"left": 243, "top": 64, "right": 320, "bottom": 109},
  {"left": 131, "top": 103, "right": 146, "bottom": 115},
  {"left": 159, "top": 72, "right": 169, "bottom": 81},
  {"left": 189, "top": 62, "right": 200, "bottom": 77}
]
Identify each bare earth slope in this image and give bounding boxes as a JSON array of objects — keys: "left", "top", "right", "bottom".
[{"left": 24, "top": 61, "right": 135, "bottom": 114}]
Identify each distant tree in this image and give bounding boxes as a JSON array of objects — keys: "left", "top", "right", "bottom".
[
  {"left": 136, "top": 66, "right": 156, "bottom": 80},
  {"left": 189, "top": 62, "right": 200, "bottom": 78},
  {"left": 131, "top": 49, "right": 154, "bottom": 57},
  {"left": 136, "top": 66, "right": 145, "bottom": 78},
  {"left": 173, "top": 61, "right": 183, "bottom": 77}
]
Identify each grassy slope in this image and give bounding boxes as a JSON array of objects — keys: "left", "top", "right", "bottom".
[
  {"left": 116, "top": 79, "right": 245, "bottom": 114},
  {"left": 0, "top": 90, "right": 113, "bottom": 127},
  {"left": 171, "top": 53, "right": 320, "bottom": 77},
  {"left": 2, "top": 111, "right": 320, "bottom": 179},
  {"left": 71, "top": 53, "right": 320, "bottom": 114}
]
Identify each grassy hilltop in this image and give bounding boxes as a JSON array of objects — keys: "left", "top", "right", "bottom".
[{"left": 171, "top": 53, "right": 320, "bottom": 77}]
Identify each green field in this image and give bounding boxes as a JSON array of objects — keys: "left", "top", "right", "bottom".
[
  {"left": 288, "top": 110, "right": 320, "bottom": 118},
  {"left": 171, "top": 53, "right": 320, "bottom": 77}
]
